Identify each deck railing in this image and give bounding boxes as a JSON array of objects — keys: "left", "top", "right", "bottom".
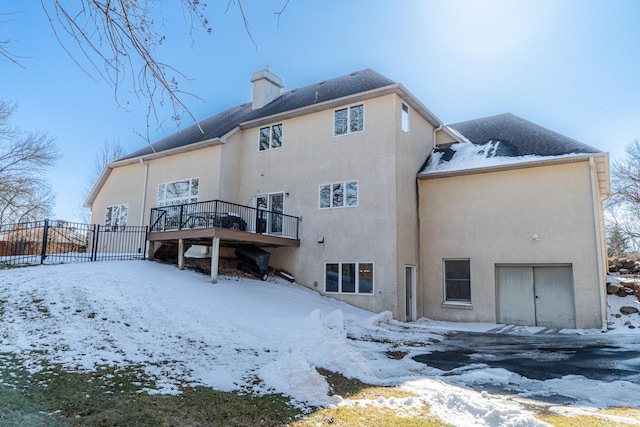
[{"left": 149, "top": 199, "right": 299, "bottom": 240}]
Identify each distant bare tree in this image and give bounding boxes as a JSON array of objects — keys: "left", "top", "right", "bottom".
[
  {"left": 78, "top": 140, "right": 125, "bottom": 222},
  {"left": 607, "top": 139, "right": 640, "bottom": 251},
  {"left": 0, "top": 101, "right": 59, "bottom": 224}
]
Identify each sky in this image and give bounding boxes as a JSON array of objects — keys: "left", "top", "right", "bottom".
[
  {"left": 1, "top": 260, "right": 639, "bottom": 426},
  {"left": 2, "top": 0, "right": 640, "bottom": 222}
]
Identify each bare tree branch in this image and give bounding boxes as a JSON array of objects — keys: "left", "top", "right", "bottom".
[
  {"left": 607, "top": 139, "right": 640, "bottom": 251},
  {"left": 0, "top": 101, "right": 59, "bottom": 224}
]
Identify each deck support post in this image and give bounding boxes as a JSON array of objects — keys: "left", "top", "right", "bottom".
[
  {"left": 178, "top": 239, "right": 185, "bottom": 270},
  {"left": 211, "top": 236, "right": 220, "bottom": 284}
]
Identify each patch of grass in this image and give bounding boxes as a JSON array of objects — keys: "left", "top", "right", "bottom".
[
  {"left": 537, "top": 414, "right": 636, "bottom": 426},
  {"left": 598, "top": 407, "right": 640, "bottom": 420},
  {"left": 386, "top": 350, "right": 409, "bottom": 360},
  {"left": 291, "top": 406, "right": 451, "bottom": 427},
  {"left": 0, "top": 355, "right": 302, "bottom": 427},
  {"left": 294, "top": 369, "right": 451, "bottom": 426},
  {"left": 318, "top": 368, "right": 414, "bottom": 400}
]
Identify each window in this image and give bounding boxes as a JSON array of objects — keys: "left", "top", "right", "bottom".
[
  {"left": 157, "top": 178, "right": 199, "bottom": 207},
  {"left": 444, "top": 259, "right": 471, "bottom": 302},
  {"left": 105, "top": 204, "right": 128, "bottom": 229},
  {"left": 325, "top": 262, "right": 373, "bottom": 294},
  {"left": 259, "top": 123, "right": 282, "bottom": 151},
  {"left": 319, "top": 180, "right": 358, "bottom": 209},
  {"left": 334, "top": 104, "right": 364, "bottom": 136},
  {"left": 402, "top": 103, "right": 409, "bottom": 133}
]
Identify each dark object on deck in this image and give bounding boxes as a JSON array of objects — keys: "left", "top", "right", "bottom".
[{"left": 235, "top": 245, "right": 270, "bottom": 281}]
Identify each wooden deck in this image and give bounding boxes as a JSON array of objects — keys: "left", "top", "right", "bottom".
[
  {"left": 147, "top": 226, "right": 300, "bottom": 285},
  {"left": 147, "top": 226, "right": 300, "bottom": 247}
]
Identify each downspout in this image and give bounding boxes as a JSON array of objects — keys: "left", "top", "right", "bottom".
[
  {"left": 589, "top": 157, "right": 608, "bottom": 332},
  {"left": 139, "top": 158, "right": 149, "bottom": 225},
  {"left": 432, "top": 124, "right": 443, "bottom": 150},
  {"left": 415, "top": 123, "right": 442, "bottom": 320}
]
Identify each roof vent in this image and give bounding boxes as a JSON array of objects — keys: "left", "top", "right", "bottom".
[{"left": 250, "top": 66, "right": 284, "bottom": 110}]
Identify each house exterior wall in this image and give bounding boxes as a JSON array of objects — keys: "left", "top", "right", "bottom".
[
  {"left": 182, "top": 93, "right": 431, "bottom": 317},
  {"left": 90, "top": 162, "right": 146, "bottom": 226},
  {"left": 92, "top": 146, "right": 223, "bottom": 228},
  {"left": 142, "top": 146, "right": 223, "bottom": 223},
  {"left": 418, "top": 160, "right": 605, "bottom": 329},
  {"left": 393, "top": 98, "right": 436, "bottom": 320}
]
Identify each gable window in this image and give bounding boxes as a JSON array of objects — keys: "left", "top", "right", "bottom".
[
  {"left": 259, "top": 123, "right": 282, "bottom": 151},
  {"left": 334, "top": 104, "right": 364, "bottom": 136},
  {"left": 444, "top": 259, "right": 471, "bottom": 302},
  {"left": 105, "top": 204, "right": 128, "bottom": 230},
  {"left": 157, "top": 178, "right": 199, "bottom": 207},
  {"left": 325, "top": 262, "right": 374, "bottom": 294},
  {"left": 402, "top": 103, "right": 410, "bottom": 133},
  {"left": 319, "top": 180, "right": 358, "bottom": 209}
]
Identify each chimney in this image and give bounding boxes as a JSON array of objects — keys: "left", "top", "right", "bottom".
[{"left": 250, "top": 66, "right": 284, "bottom": 110}]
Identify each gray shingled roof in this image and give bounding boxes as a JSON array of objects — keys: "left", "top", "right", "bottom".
[
  {"left": 447, "top": 113, "right": 600, "bottom": 157},
  {"left": 119, "top": 69, "right": 396, "bottom": 161}
]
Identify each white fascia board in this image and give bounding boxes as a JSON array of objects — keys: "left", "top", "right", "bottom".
[{"left": 83, "top": 167, "right": 112, "bottom": 208}]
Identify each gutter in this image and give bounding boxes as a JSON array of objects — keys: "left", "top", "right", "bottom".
[{"left": 590, "top": 156, "right": 608, "bottom": 332}]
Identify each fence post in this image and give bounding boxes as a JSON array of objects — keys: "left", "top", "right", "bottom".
[
  {"left": 40, "top": 219, "right": 49, "bottom": 264},
  {"left": 92, "top": 224, "right": 99, "bottom": 262}
]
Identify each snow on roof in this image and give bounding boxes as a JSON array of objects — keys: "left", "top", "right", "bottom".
[{"left": 421, "top": 140, "right": 590, "bottom": 175}]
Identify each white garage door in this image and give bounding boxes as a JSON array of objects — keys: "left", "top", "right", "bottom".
[{"left": 496, "top": 265, "right": 576, "bottom": 329}]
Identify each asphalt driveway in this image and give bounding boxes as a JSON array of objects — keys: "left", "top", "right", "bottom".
[{"left": 413, "top": 331, "right": 640, "bottom": 403}]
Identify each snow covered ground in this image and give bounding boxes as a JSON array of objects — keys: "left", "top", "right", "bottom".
[{"left": 1, "top": 261, "right": 639, "bottom": 426}]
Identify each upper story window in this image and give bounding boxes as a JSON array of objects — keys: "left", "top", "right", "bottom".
[
  {"left": 402, "top": 103, "right": 410, "bottom": 133},
  {"left": 334, "top": 104, "right": 364, "bottom": 136},
  {"left": 105, "top": 204, "right": 127, "bottom": 229},
  {"left": 259, "top": 124, "right": 282, "bottom": 151},
  {"left": 319, "top": 180, "right": 358, "bottom": 209},
  {"left": 157, "top": 178, "right": 199, "bottom": 207},
  {"left": 444, "top": 259, "right": 471, "bottom": 303}
]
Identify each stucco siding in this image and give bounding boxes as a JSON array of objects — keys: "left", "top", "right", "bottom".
[
  {"left": 419, "top": 160, "right": 603, "bottom": 328},
  {"left": 91, "top": 163, "right": 146, "bottom": 226},
  {"left": 143, "top": 146, "right": 223, "bottom": 223},
  {"left": 393, "top": 96, "right": 436, "bottom": 320},
  {"left": 228, "top": 94, "right": 403, "bottom": 315}
]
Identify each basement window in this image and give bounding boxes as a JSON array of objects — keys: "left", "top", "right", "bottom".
[
  {"left": 444, "top": 259, "right": 471, "bottom": 303},
  {"left": 325, "top": 262, "right": 373, "bottom": 294}
]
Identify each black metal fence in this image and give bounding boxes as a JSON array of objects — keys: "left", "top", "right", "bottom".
[
  {"left": 149, "top": 199, "right": 299, "bottom": 240},
  {"left": 0, "top": 219, "right": 147, "bottom": 267}
]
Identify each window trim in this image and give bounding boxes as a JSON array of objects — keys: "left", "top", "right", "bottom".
[
  {"left": 318, "top": 180, "right": 358, "bottom": 209},
  {"left": 324, "top": 261, "right": 374, "bottom": 295},
  {"left": 258, "top": 123, "right": 283, "bottom": 151},
  {"left": 334, "top": 104, "right": 364, "bottom": 136},
  {"left": 443, "top": 259, "right": 472, "bottom": 304}
]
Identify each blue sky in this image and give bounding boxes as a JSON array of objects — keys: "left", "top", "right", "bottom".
[{"left": 2, "top": 0, "right": 639, "bottom": 222}]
